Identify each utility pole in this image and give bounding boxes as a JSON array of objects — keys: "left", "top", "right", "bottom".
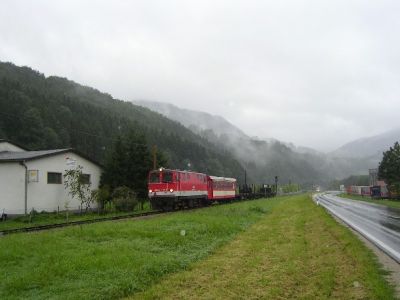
[
  {"left": 275, "top": 176, "right": 278, "bottom": 196},
  {"left": 152, "top": 145, "right": 157, "bottom": 170}
]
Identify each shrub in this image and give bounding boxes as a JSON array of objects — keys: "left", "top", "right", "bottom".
[
  {"left": 112, "top": 186, "right": 138, "bottom": 212},
  {"left": 92, "top": 186, "right": 111, "bottom": 213}
]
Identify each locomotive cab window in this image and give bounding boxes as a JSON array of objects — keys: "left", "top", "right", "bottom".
[
  {"left": 149, "top": 172, "right": 160, "bottom": 183},
  {"left": 162, "top": 172, "right": 173, "bottom": 183}
]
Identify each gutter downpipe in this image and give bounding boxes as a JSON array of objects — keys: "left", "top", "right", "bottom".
[{"left": 20, "top": 161, "right": 28, "bottom": 215}]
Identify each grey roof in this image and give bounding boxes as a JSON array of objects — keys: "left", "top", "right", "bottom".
[
  {"left": 0, "top": 139, "right": 29, "bottom": 150},
  {"left": 0, "top": 149, "right": 70, "bottom": 162},
  {"left": 0, "top": 145, "right": 102, "bottom": 167}
]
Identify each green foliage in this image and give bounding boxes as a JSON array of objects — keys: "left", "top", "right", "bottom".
[
  {"left": 378, "top": 141, "right": 400, "bottom": 196},
  {"left": 63, "top": 165, "right": 93, "bottom": 211},
  {"left": 91, "top": 185, "right": 111, "bottom": 212},
  {"left": 281, "top": 183, "right": 301, "bottom": 193},
  {"left": 112, "top": 186, "right": 137, "bottom": 212},
  {"left": 101, "top": 132, "right": 152, "bottom": 199}
]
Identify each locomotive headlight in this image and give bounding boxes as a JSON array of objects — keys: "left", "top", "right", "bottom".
[
  {"left": 170, "top": 188, "right": 174, "bottom": 193},
  {"left": 149, "top": 189, "right": 153, "bottom": 193}
]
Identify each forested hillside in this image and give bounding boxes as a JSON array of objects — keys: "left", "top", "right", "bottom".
[{"left": 0, "top": 62, "right": 244, "bottom": 181}]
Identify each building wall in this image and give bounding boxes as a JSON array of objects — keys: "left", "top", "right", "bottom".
[
  {"left": 0, "top": 162, "right": 25, "bottom": 214},
  {"left": 0, "top": 141, "right": 25, "bottom": 152},
  {"left": 0, "top": 151, "right": 102, "bottom": 215},
  {"left": 25, "top": 151, "right": 102, "bottom": 213}
]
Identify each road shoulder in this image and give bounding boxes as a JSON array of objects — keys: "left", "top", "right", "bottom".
[{"left": 332, "top": 213, "right": 400, "bottom": 298}]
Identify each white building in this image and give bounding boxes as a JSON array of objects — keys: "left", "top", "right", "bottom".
[{"left": 0, "top": 140, "right": 102, "bottom": 215}]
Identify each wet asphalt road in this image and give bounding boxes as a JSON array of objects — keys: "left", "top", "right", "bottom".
[{"left": 314, "top": 192, "right": 400, "bottom": 263}]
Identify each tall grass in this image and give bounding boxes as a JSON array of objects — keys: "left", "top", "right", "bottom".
[{"left": 0, "top": 199, "right": 276, "bottom": 299}]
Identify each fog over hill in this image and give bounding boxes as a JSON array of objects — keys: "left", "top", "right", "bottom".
[
  {"left": 331, "top": 128, "right": 400, "bottom": 159},
  {"left": 135, "top": 100, "right": 382, "bottom": 184},
  {"left": 135, "top": 101, "right": 318, "bottom": 152},
  {"left": 134, "top": 101, "right": 249, "bottom": 143}
]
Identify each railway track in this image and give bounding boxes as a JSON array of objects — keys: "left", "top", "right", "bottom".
[
  {"left": 0, "top": 204, "right": 221, "bottom": 236},
  {"left": 0, "top": 193, "right": 277, "bottom": 236},
  {"left": 0, "top": 210, "right": 163, "bottom": 236}
]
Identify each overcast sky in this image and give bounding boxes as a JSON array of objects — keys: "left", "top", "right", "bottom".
[{"left": 1, "top": 1, "right": 400, "bottom": 151}]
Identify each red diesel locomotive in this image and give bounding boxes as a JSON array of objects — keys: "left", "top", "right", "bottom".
[{"left": 148, "top": 168, "right": 236, "bottom": 210}]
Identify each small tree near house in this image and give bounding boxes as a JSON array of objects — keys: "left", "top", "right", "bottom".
[{"left": 64, "top": 165, "right": 94, "bottom": 212}]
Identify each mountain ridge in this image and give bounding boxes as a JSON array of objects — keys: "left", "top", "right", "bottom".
[{"left": 331, "top": 128, "right": 400, "bottom": 159}]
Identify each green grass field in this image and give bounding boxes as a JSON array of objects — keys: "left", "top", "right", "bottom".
[
  {"left": 130, "top": 194, "right": 395, "bottom": 299},
  {"left": 0, "top": 198, "right": 278, "bottom": 299},
  {"left": 339, "top": 193, "right": 400, "bottom": 209},
  {"left": 0, "top": 195, "right": 395, "bottom": 299},
  {"left": 0, "top": 203, "right": 152, "bottom": 231}
]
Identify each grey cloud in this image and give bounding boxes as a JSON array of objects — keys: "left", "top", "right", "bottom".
[{"left": 1, "top": 0, "right": 400, "bottom": 151}]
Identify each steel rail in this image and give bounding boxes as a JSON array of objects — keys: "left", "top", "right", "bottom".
[{"left": 0, "top": 210, "right": 162, "bottom": 236}]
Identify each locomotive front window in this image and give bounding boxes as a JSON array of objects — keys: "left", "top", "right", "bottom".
[
  {"left": 149, "top": 172, "right": 160, "bottom": 183},
  {"left": 162, "top": 172, "right": 173, "bottom": 183}
]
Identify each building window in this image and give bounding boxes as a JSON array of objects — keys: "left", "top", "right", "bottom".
[
  {"left": 47, "top": 172, "right": 62, "bottom": 184},
  {"left": 80, "top": 174, "right": 91, "bottom": 185}
]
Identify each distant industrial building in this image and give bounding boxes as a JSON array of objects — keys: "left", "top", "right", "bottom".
[
  {"left": 345, "top": 168, "right": 389, "bottom": 198},
  {"left": 369, "top": 168, "right": 378, "bottom": 186},
  {"left": 0, "top": 140, "right": 102, "bottom": 215}
]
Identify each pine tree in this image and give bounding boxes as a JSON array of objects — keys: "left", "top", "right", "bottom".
[
  {"left": 101, "top": 136, "right": 128, "bottom": 190},
  {"left": 101, "top": 131, "right": 154, "bottom": 200},
  {"left": 378, "top": 141, "right": 400, "bottom": 197},
  {"left": 125, "top": 130, "right": 152, "bottom": 199}
]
